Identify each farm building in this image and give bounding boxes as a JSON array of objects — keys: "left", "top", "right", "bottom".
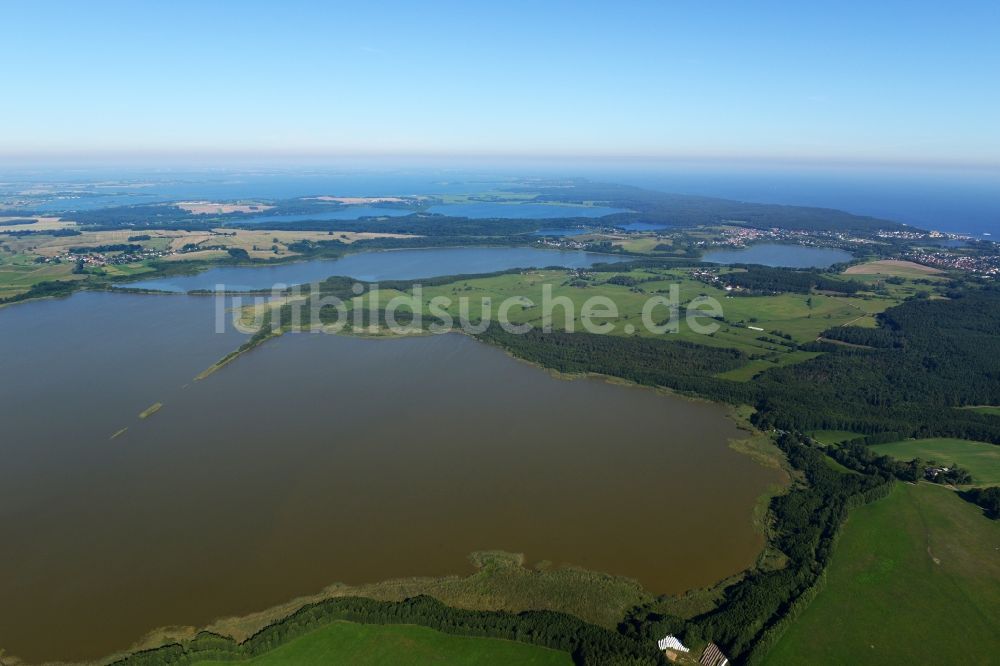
[
  {"left": 699, "top": 642, "right": 730, "bottom": 666},
  {"left": 657, "top": 634, "right": 690, "bottom": 653}
]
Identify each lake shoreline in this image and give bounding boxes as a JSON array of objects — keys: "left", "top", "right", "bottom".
[
  {"left": 0, "top": 242, "right": 630, "bottom": 310},
  {"left": 701, "top": 242, "right": 854, "bottom": 268}
]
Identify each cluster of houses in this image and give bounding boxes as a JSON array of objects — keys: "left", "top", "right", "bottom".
[
  {"left": 905, "top": 250, "right": 1000, "bottom": 276},
  {"left": 57, "top": 247, "right": 166, "bottom": 267},
  {"left": 689, "top": 268, "right": 737, "bottom": 292}
]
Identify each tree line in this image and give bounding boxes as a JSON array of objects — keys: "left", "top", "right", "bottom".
[
  {"left": 723, "top": 266, "right": 864, "bottom": 295},
  {"left": 106, "top": 595, "right": 664, "bottom": 666}
]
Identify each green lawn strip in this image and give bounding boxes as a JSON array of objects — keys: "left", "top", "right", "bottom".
[
  {"left": 964, "top": 405, "right": 1000, "bottom": 417},
  {"left": 765, "top": 483, "right": 1000, "bottom": 666},
  {"left": 871, "top": 438, "right": 1000, "bottom": 485},
  {"left": 195, "top": 621, "right": 572, "bottom": 666},
  {"left": 716, "top": 359, "right": 775, "bottom": 381},
  {"left": 716, "top": 351, "right": 822, "bottom": 382}
]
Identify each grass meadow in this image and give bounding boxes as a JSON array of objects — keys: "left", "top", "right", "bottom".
[
  {"left": 195, "top": 621, "right": 572, "bottom": 666},
  {"left": 765, "top": 482, "right": 1000, "bottom": 665},
  {"left": 871, "top": 437, "right": 1000, "bottom": 485}
]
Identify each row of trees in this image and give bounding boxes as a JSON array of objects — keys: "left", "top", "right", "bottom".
[
  {"left": 476, "top": 326, "right": 754, "bottom": 403},
  {"left": 69, "top": 243, "right": 143, "bottom": 254},
  {"left": 960, "top": 486, "right": 1000, "bottom": 519},
  {"left": 0, "top": 279, "right": 77, "bottom": 304},
  {"left": 723, "top": 266, "right": 863, "bottom": 295},
  {"left": 108, "top": 596, "right": 664, "bottom": 666}
]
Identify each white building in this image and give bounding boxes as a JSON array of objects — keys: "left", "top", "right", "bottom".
[{"left": 657, "top": 634, "right": 690, "bottom": 652}]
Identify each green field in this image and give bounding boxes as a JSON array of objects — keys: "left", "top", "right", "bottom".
[
  {"left": 843, "top": 259, "right": 947, "bottom": 279},
  {"left": 196, "top": 621, "right": 571, "bottom": 665},
  {"left": 395, "top": 267, "right": 899, "bottom": 362},
  {"left": 0, "top": 256, "right": 84, "bottom": 300},
  {"left": 871, "top": 438, "right": 1000, "bottom": 485},
  {"left": 765, "top": 483, "right": 1000, "bottom": 666},
  {"left": 716, "top": 351, "right": 821, "bottom": 382},
  {"left": 965, "top": 405, "right": 1000, "bottom": 417}
]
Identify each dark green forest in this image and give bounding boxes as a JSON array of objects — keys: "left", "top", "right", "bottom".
[
  {"left": 722, "top": 266, "right": 863, "bottom": 295},
  {"left": 756, "top": 288, "right": 1000, "bottom": 441}
]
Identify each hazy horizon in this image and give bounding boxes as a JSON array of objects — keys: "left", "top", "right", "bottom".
[{"left": 3, "top": 1, "right": 999, "bottom": 167}]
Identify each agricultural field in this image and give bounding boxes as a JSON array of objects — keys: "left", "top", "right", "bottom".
[
  {"left": 842, "top": 259, "right": 944, "bottom": 278},
  {"left": 6, "top": 228, "right": 413, "bottom": 260},
  {"left": 0, "top": 215, "right": 76, "bottom": 232},
  {"left": 765, "top": 483, "right": 1000, "bottom": 666},
  {"left": 871, "top": 438, "right": 1000, "bottom": 485},
  {"left": 194, "top": 621, "right": 572, "bottom": 666},
  {"left": 175, "top": 201, "right": 274, "bottom": 215},
  {"left": 402, "top": 267, "right": 902, "bottom": 379},
  {"left": 0, "top": 227, "right": 417, "bottom": 299},
  {"left": 0, "top": 255, "right": 85, "bottom": 300},
  {"left": 839, "top": 260, "right": 950, "bottom": 300},
  {"left": 239, "top": 263, "right": 911, "bottom": 386},
  {"left": 611, "top": 235, "right": 665, "bottom": 253},
  {"left": 163, "top": 229, "right": 415, "bottom": 259},
  {"left": 414, "top": 268, "right": 897, "bottom": 346}
]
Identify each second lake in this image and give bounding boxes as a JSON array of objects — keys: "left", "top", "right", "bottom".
[
  {"left": 701, "top": 243, "right": 853, "bottom": 268},
  {"left": 122, "top": 247, "right": 624, "bottom": 292}
]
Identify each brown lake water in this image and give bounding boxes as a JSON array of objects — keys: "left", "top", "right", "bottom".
[{"left": 0, "top": 292, "right": 782, "bottom": 662}]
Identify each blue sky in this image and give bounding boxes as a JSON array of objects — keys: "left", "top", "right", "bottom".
[{"left": 2, "top": 0, "right": 998, "bottom": 165}]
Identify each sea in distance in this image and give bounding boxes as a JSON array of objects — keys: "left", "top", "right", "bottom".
[{"left": 3, "top": 164, "right": 996, "bottom": 236}]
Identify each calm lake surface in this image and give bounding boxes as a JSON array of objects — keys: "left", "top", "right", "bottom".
[
  {"left": 122, "top": 247, "right": 624, "bottom": 292},
  {"left": 702, "top": 243, "right": 853, "bottom": 268},
  {"left": 0, "top": 291, "right": 782, "bottom": 662},
  {"left": 426, "top": 202, "right": 626, "bottom": 218},
  {"left": 242, "top": 206, "right": 414, "bottom": 224}
]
